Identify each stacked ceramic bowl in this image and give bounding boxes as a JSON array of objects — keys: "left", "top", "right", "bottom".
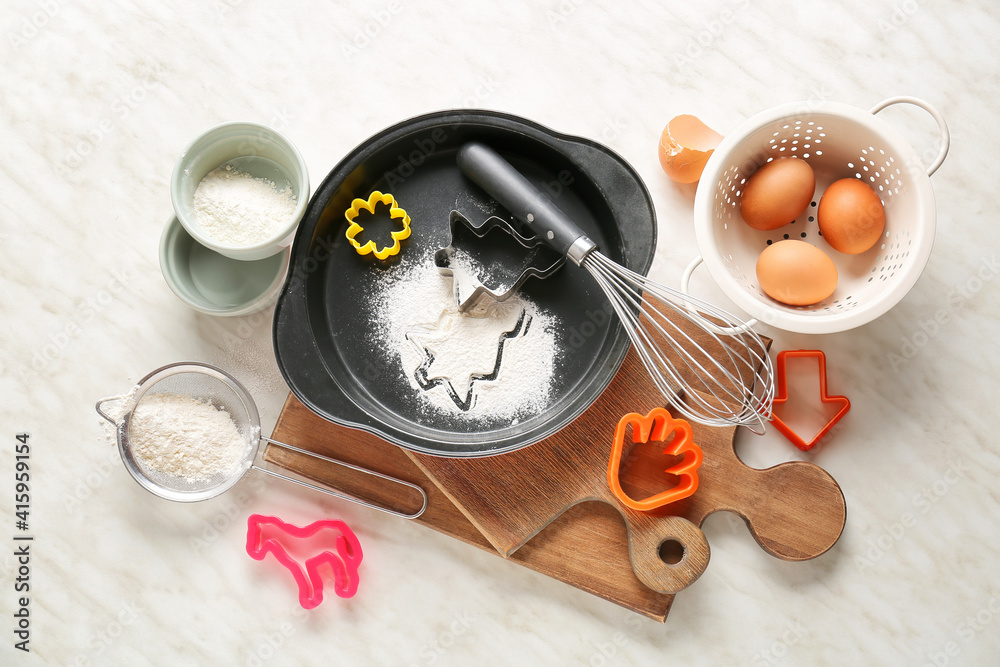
[{"left": 160, "top": 122, "right": 309, "bottom": 316}]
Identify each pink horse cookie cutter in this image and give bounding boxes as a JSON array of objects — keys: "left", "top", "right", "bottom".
[{"left": 246, "top": 514, "right": 363, "bottom": 609}]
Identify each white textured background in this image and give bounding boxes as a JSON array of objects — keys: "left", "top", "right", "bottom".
[{"left": 2, "top": 1, "right": 999, "bottom": 665}]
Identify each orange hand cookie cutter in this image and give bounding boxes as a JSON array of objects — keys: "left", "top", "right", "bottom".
[
  {"left": 607, "top": 407, "right": 704, "bottom": 511},
  {"left": 771, "top": 349, "right": 851, "bottom": 452},
  {"left": 344, "top": 191, "right": 412, "bottom": 259}
]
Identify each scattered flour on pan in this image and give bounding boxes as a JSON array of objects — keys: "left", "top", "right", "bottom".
[
  {"left": 128, "top": 393, "right": 246, "bottom": 481},
  {"left": 371, "top": 252, "right": 560, "bottom": 421},
  {"left": 194, "top": 165, "right": 297, "bottom": 246}
]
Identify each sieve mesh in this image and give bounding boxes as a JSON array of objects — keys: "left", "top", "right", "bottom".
[{"left": 122, "top": 365, "right": 258, "bottom": 500}]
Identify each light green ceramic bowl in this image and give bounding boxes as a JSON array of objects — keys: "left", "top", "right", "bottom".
[
  {"left": 159, "top": 215, "right": 289, "bottom": 316},
  {"left": 170, "top": 121, "right": 309, "bottom": 261}
]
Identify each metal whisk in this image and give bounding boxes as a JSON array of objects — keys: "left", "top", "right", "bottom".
[{"left": 457, "top": 142, "right": 774, "bottom": 433}]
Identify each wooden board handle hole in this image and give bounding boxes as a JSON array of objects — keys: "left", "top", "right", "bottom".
[{"left": 659, "top": 539, "right": 686, "bottom": 565}]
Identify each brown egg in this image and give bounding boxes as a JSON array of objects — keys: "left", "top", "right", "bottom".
[
  {"left": 740, "top": 158, "right": 816, "bottom": 231},
  {"left": 756, "top": 240, "right": 838, "bottom": 306},
  {"left": 817, "top": 178, "right": 885, "bottom": 254}
]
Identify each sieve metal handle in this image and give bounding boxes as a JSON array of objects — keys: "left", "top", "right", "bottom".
[
  {"left": 95, "top": 396, "right": 124, "bottom": 426},
  {"left": 255, "top": 437, "right": 428, "bottom": 520},
  {"left": 870, "top": 96, "right": 950, "bottom": 177},
  {"left": 680, "top": 256, "right": 760, "bottom": 335}
]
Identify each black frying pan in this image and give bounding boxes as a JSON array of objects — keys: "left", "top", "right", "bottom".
[{"left": 272, "top": 110, "right": 655, "bottom": 457}]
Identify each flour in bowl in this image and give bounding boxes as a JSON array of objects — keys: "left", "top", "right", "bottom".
[
  {"left": 129, "top": 393, "right": 246, "bottom": 481},
  {"left": 193, "top": 165, "right": 297, "bottom": 246}
]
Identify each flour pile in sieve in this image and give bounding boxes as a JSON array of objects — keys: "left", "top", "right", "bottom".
[
  {"left": 129, "top": 393, "right": 246, "bottom": 481},
  {"left": 370, "top": 251, "right": 560, "bottom": 421}
]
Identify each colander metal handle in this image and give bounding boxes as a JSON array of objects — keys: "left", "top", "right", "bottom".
[
  {"left": 255, "top": 437, "right": 428, "bottom": 520},
  {"left": 680, "top": 256, "right": 760, "bottom": 335},
  {"left": 870, "top": 96, "right": 950, "bottom": 177}
]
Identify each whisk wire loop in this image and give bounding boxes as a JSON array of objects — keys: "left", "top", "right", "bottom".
[{"left": 583, "top": 251, "right": 773, "bottom": 433}]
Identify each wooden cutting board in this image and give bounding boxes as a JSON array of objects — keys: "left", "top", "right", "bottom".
[
  {"left": 407, "top": 317, "right": 847, "bottom": 595},
  {"left": 266, "top": 394, "right": 677, "bottom": 622},
  {"left": 266, "top": 317, "right": 846, "bottom": 614}
]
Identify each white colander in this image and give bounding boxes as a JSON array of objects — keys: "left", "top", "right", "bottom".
[{"left": 686, "top": 96, "right": 949, "bottom": 334}]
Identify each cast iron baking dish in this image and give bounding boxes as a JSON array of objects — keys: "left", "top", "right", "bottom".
[{"left": 272, "top": 110, "right": 655, "bottom": 457}]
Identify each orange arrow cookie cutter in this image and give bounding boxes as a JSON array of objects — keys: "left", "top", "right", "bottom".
[
  {"left": 771, "top": 350, "right": 851, "bottom": 452},
  {"left": 344, "top": 191, "right": 412, "bottom": 259},
  {"left": 607, "top": 407, "right": 704, "bottom": 511}
]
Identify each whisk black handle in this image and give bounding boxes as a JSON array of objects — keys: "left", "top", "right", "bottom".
[{"left": 457, "top": 142, "right": 598, "bottom": 265}]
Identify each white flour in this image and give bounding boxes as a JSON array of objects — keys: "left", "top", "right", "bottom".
[
  {"left": 193, "top": 165, "right": 297, "bottom": 246},
  {"left": 371, "top": 253, "right": 559, "bottom": 420},
  {"left": 129, "top": 393, "right": 246, "bottom": 481}
]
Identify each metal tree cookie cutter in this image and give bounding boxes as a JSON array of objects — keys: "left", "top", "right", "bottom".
[
  {"left": 434, "top": 210, "right": 564, "bottom": 311},
  {"left": 246, "top": 514, "right": 362, "bottom": 609},
  {"left": 770, "top": 350, "right": 851, "bottom": 451},
  {"left": 344, "top": 191, "right": 412, "bottom": 259},
  {"left": 95, "top": 361, "right": 427, "bottom": 517},
  {"left": 607, "top": 407, "right": 704, "bottom": 512}
]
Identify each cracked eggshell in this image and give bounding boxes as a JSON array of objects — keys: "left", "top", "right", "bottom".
[{"left": 658, "top": 115, "right": 723, "bottom": 184}]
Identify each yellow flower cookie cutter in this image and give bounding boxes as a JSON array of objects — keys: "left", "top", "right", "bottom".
[{"left": 344, "top": 191, "right": 412, "bottom": 259}]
